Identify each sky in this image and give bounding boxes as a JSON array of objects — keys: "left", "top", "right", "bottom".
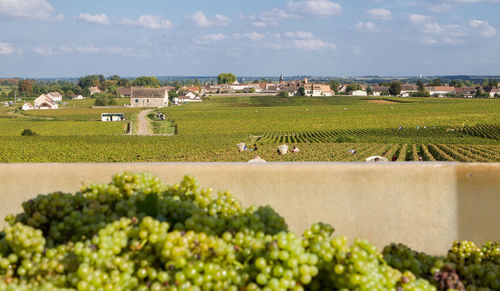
[{"left": 1, "top": 0, "right": 500, "bottom": 78}]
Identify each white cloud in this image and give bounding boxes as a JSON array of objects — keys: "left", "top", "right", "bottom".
[
  {"left": 283, "top": 31, "right": 314, "bottom": 39},
  {"left": 120, "top": 15, "right": 173, "bottom": 30},
  {"left": 186, "top": 11, "right": 231, "bottom": 27},
  {"left": 409, "top": 14, "right": 430, "bottom": 24},
  {"left": 233, "top": 32, "right": 266, "bottom": 41},
  {"left": 76, "top": 13, "right": 110, "bottom": 25},
  {"left": 247, "top": 8, "right": 295, "bottom": 27},
  {"left": 469, "top": 20, "right": 496, "bottom": 36},
  {"left": 420, "top": 37, "right": 438, "bottom": 45},
  {"left": 409, "top": 14, "right": 496, "bottom": 38},
  {"left": 193, "top": 34, "right": 227, "bottom": 44},
  {"left": 243, "top": 1, "right": 339, "bottom": 27},
  {"left": 58, "top": 44, "right": 148, "bottom": 57},
  {"left": 353, "top": 21, "right": 377, "bottom": 32},
  {"left": 425, "top": 3, "right": 453, "bottom": 12},
  {"left": 366, "top": 8, "right": 392, "bottom": 20},
  {"left": 292, "top": 39, "right": 336, "bottom": 50},
  {"left": 0, "top": 0, "right": 63, "bottom": 21},
  {"left": 286, "top": 0, "right": 342, "bottom": 16},
  {"left": 0, "top": 41, "right": 14, "bottom": 55},
  {"left": 442, "top": 37, "right": 465, "bottom": 45},
  {"left": 32, "top": 46, "right": 57, "bottom": 55},
  {"left": 268, "top": 31, "right": 336, "bottom": 51},
  {"left": 423, "top": 22, "right": 442, "bottom": 34},
  {"left": 444, "top": 0, "right": 500, "bottom": 2}
]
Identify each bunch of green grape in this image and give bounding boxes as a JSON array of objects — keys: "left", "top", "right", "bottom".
[
  {"left": 0, "top": 172, "right": 444, "bottom": 290},
  {"left": 304, "top": 224, "right": 436, "bottom": 291},
  {"left": 384, "top": 241, "right": 500, "bottom": 290},
  {"left": 383, "top": 243, "right": 445, "bottom": 279}
]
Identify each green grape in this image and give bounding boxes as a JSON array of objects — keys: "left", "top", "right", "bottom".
[{"left": 0, "top": 172, "right": 463, "bottom": 291}]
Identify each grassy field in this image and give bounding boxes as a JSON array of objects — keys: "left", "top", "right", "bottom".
[
  {"left": 0, "top": 96, "right": 498, "bottom": 162},
  {"left": 0, "top": 119, "right": 126, "bottom": 136}
]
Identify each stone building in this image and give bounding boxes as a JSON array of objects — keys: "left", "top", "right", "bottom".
[{"left": 130, "top": 87, "right": 169, "bottom": 108}]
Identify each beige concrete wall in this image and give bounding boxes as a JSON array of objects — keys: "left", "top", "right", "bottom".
[{"left": 0, "top": 163, "right": 498, "bottom": 255}]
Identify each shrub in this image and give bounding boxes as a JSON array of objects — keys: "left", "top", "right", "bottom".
[
  {"left": 277, "top": 91, "right": 289, "bottom": 98},
  {"left": 21, "top": 128, "right": 38, "bottom": 136}
]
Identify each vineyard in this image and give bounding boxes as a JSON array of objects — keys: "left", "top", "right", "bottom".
[
  {"left": 255, "top": 125, "right": 500, "bottom": 144},
  {"left": 0, "top": 96, "right": 498, "bottom": 162}
]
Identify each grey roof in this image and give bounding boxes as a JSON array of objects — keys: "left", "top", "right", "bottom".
[{"left": 131, "top": 87, "right": 168, "bottom": 98}]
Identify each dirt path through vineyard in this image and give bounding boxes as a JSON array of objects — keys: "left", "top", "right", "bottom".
[{"left": 137, "top": 109, "right": 153, "bottom": 135}]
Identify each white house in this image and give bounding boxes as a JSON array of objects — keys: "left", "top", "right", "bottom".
[
  {"left": 489, "top": 88, "right": 500, "bottom": 98},
  {"left": 372, "top": 87, "right": 389, "bottom": 96},
  {"left": 22, "top": 103, "right": 34, "bottom": 111},
  {"left": 89, "top": 86, "right": 102, "bottom": 96},
  {"left": 74, "top": 95, "right": 84, "bottom": 100},
  {"left": 303, "top": 84, "right": 333, "bottom": 97},
  {"left": 425, "top": 86, "right": 455, "bottom": 97},
  {"left": 174, "top": 92, "right": 202, "bottom": 104},
  {"left": 34, "top": 94, "right": 58, "bottom": 109},
  {"left": 350, "top": 90, "right": 368, "bottom": 96},
  {"left": 47, "top": 91, "right": 63, "bottom": 102},
  {"left": 230, "top": 84, "right": 247, "bottom": 91},
  {"left": 400, "top": 85, "right": 417, "bottom": 97}
]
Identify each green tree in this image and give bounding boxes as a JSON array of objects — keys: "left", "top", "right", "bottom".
[
  {"left": 329, "top": 80, "right": 340, "bottom": 94},
  {"left": 65, "top": 90, "right": 74, "bottom": 98},
  {"left": 93, "top": 93, "right": 117, "bottom": 106},
  {"left": 107, "top": 86, "right": 119, "bottom": 96},
  {"left": 101, "top": 80, "right": 118, "bottom": 91},
  {"left": 132, "top": 76, "right": 160, "bottom": 88},
  {"left": 366, "top": 86, "right": 373, "bottom": 96},
  {"left": 417, "top": 79, "right": 425, "bottom": 91},
  {"left": 297, "top": 86, "right": 306, "bottom": 96},
  {"left": 117, "top": 78, "right": 131, "bottom": 87},
  {"left": 429, "top": 78, "right": 442, "bottom": 86},
  {"left": 168, "top": 90, "right": 179, "bottom": 101},
  {"left": 475, "top": 88, "right": 483, "bottom": 98},
  {"left": 82, "top": 88, "right": 91, "bottom": 97},
  {"left": 389, "top": 81, "right": 402, "bottom": 96},
  {"left": 345, "top": 83, "right": 362, "bottom": 93},
  {"left": 18, "top": 79, "right": 33, "bottom": 96},
  {"left": 217, "top": 73, "right": 237, "bottom": 84},
  {"left": 78, "top": 75, "right": 104, "bottom": 89}
]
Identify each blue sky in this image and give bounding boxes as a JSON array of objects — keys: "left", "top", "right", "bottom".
[{"left": 1, "top": 0, "right": 500, "bottom": 78}]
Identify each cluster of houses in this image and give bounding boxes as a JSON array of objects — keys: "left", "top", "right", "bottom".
[
  {"left": 22, "top": 91, "right": 63, "bottom": 110},
  {"left": 18, "top": 78, "right": 499, "bottom": 111},
  {"left": 167, "top": 78, "right": 500, "bottom": 98},
  {"left": 346, "top": 84, "right": 500, "bottom": 98}
]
